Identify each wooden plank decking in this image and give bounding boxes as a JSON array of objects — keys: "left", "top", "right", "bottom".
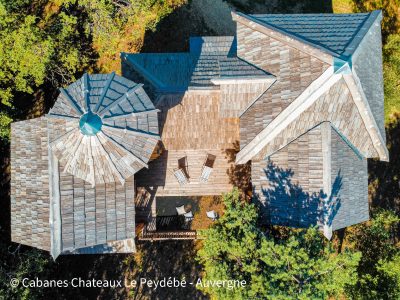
[
  {"left": 136, "top": 149, "right": 234, "bottom": 196},
  {"left": 136, "top": 90, "right": 239, "bottom": 197}
]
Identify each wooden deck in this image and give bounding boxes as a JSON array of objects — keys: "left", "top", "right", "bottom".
[
  {"left": 136, "top": 149, "right": 234, "bottom": 196},
  {"left": 134, "top": 90, "right": 238, "bottom": 231},
  {"left": 136, "top": 90, "right": 239, "bottom": 197},
  {"left": 156, "top": 91, "right": 239, "bottom": 150}
]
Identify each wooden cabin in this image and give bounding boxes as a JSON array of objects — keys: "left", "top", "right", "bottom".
[{"left": 10, "top": 10, "right": 387, "bottom": 255}]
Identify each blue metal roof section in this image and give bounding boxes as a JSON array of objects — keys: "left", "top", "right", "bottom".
[
  {"left": 189, "top": 36, "right": 237, "bottom": 56},
  {"left": 237, "top": 10, "right": 382, "bottom": 61},
  {"left": 123, "top": 53, "right": 193, "bottom": 92},
  {"left": 122, "top": 36, "right": 273, "bottom": 92}
]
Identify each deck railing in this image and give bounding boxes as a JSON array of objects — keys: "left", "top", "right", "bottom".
[{"left": 138, "top": 227, "right": 203, "bottom": 241}]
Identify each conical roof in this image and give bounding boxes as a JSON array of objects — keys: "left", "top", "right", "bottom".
[{"left": 47, "top": 73, "right": 160, "bottom": 186}]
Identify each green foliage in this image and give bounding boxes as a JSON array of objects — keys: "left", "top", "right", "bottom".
[
  {"left": 196, "top": 189, "right": 261, "bottom": 299},
  {"left": 0, "top": 0, "right": 92, "bottom": 141},
  {"left": 0, "top": 112, "right": 12, "bottom": 141},
  {"left": 0, "top": 0, "right": 185, "bottom": 142},
  {"left": 352, "top": 0, "right": 400, "bottom": 41},
  {"left": 0, "top": 246, "right": 53, "bottom": 300},
  {"left": 383, "top": 34, "right": 400, "bottom": 121},
  {"left": 197, "top": 189, "right": 361, "bottom": 299},
  {"left": 0, "top": 2, "right": 53, "bottom": 106},
  {"left": 54, "top": 0, "right": 187, "bottom": 72},
  {"left": 347, "top": 210, "right": 400, "bottom": 299},
  {"left": 376, "top": 254, "right": 400, "bottom": 297},
  {"left": 257, "top": 229, "right": 360, "bottom": 299}
]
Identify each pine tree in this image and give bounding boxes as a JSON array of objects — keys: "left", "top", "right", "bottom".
[{"left": 197, "top": 189, "right": 361, "bottom": 299}]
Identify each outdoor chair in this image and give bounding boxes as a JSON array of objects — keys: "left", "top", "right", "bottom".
[
  {"left": 200, "top": 153, "right": 216, "bottom": 182},
  {"left": 174, "top": 156, "right": 190, "bottom": 185},
  {"left": 206, "top": 210, "right": 218, "bottom": 221},
  {"left": 176, "top": 205, "right": 186, "bottom": 215},
  {"left": 173, "top": 168, "right": 189, "bottom": 185},
  {"left": 184, "top": 211, "right": 194, "bottom": 222}
]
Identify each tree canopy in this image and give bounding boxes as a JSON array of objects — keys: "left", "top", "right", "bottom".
[
  {"left": 197, "top": 189, "right": 361, "bottom": 299},
  {"left": 0, "top": 3, "right": 53, "bottom": 107},
  {"left": 346, "top": 210, "right": 400, "bottom": 299},
  {"left": 0, "top": 0, "right": 186, "bottom": 142}
]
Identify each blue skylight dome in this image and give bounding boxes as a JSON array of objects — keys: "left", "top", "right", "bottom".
[{"left": 79, "top": 111, "right": 102, "bottom": 135}]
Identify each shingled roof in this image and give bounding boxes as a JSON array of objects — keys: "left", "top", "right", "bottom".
[
  {"left": 236, "top": 11, "right": 381, "bottom": 59},
  {"left": 252, "top": 122, "right": 369, "bottom": 239},
  {"left": 230, "top": 10, "right": 387, "bottom": 237},
  {"left": 234, "top": 10, "right": 388, "bottom": 164},
  {"left": 47, "top": 73, "right": 160, "bottom": 186},
  {"left": 122, "top": 36, "right": 273, "bottom": 92},
  {"left": 11, "top": 118, "right": 52, "bottom": 252},
  {"left": 11, "top": 74, "right": 159, "bottom": 258}
]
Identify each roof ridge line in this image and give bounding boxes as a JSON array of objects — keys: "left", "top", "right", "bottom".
[
  {"left": 237, "top": 76, "right": 277, "bottom": 117},
  {"left": 49, "top": 127, "right": 77, "bottom": 146},
  {"left": 96, "top": 133, "right": 126, "bottom": 186},
  {"left": 83, "top": 73, "right": 90, "bottom": 112},
  {"left": 62, "top": 133, "right": 84, "bottom": 175},
  {"left": 47, "top": 119, "right": 63, "bottom": 260},
  {"left": 232, "top": 11, "right": 333, "bottom": 64},
  {"left": 264, "top": 121, "right": 328, "bottom": 158},
  {"left": 93, "top": 72, "right": 115, "bottom": 113},
  {"left": 232, "top": 11, "right": 382, "bottom": 60},
  {"left": 342, "top": 10, "right": 382, "bottom": 58},
  {"left": 329, "top": 123, "right": 364, "bottom": 160},
  {"left": 233, "top": 11, "right": 337, "bottom": 57},
  {"left": 257, "top": 119, "right": 367, "bottom": 161},
  {"left": 102, "top": 124, "right": 161, "bottom": 141},
  {"left": 98, "top": 83, "right": 143, "bottom": 117},
  {"left": 102, "top": 108, "right": 160, "bottom": 121},
  {"left": 122, "top": 53, "right": 166, "bottom": 90},
  {"left": 101, "top": 130, "right": 148, "bottom": 169},
  {"left": 46, "top": 113, "right": 79, "bottom": 120},
  {"left": 236, "top": 66, "right": 338, "bottom": 164},
  {"left": 343, "top": 71, "right": 389, "bottom": 161},
  {"left": 59, "top": 88, "right": 85, "bottom": 115}
]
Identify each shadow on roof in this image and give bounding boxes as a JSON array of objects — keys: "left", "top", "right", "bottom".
[{"left": 257, "top": 161, "right": 342, "bottom": 229}]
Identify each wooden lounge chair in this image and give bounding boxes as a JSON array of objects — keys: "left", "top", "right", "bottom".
[
  {"left": 206, "top": 210, "right": 218, "bottom": 221},
  {"left": 174, "top": 168, "right": 189, "bottom": 185},
  {"left": 174, "top": 156, "right": 190, "bottom": 185},
  {"left": 200, "top": 154, "right": 216, "bottom": 182}
]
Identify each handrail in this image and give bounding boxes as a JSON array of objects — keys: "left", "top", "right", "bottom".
[{"left": 138, "top": 227, "right": 203, "bottom": 241}]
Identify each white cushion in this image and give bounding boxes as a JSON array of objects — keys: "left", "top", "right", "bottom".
[
  {"left": 184, "top": 211, "right": 193, "bottom": 218},
  {"left": 176, "top": 205, "right": 186, "bottom": 215},
  {"left": 206, "top": 210, "right": 217, "bottom": 219}
]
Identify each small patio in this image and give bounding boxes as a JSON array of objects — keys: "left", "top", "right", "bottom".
[
  {"left": 156, "top": 195, "right": 223, "bottom": 230},
  {"left": 136, "top": 195, "right": 224, "bottom": 241}
]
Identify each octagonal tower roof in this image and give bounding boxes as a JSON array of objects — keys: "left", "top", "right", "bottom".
[{"left": 47, "top": 73, "right": 160, "bottom": 186}]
